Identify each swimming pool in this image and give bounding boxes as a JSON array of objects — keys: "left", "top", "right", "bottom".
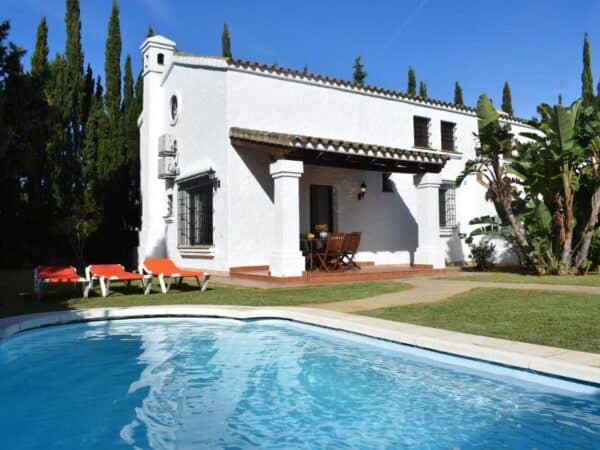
[{"left": 0, "top": 318, "right": 598, "bottom": 449}]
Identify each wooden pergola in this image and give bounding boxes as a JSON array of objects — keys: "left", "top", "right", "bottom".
[{"left": 229, "top": 127, "right": 456, "bottom": 174}]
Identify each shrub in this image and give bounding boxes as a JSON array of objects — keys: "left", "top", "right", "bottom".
[{"left": 469, "top": 241, "right": 496, "bottom": 271}]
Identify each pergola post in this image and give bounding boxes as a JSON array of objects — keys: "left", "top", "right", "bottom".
[
  {"left": 414, "top": 172, "right": 446, "bottom": 269},
  {"left": 269, "top": 159, "right": 305, "bottom": 277}
]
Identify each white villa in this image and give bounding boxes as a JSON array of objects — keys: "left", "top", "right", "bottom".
[{"left": 137, "top": 35, "right": 535, "bottom": 278}]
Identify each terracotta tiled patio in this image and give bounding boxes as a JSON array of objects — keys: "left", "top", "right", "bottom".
[{"left": 227, "top": 264, "right": 446, "bottom": 287}]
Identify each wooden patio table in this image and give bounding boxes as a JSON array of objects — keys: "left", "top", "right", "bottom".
[{"left": 300, "top": 238, "right": 327, "bottom": 271}]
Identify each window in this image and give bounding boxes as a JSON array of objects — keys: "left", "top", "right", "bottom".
[
  {"left": 178, "top": 175, "right": 214, "bottom": 247},
  {"left": 439, "top": 184, "right": 456, "bottom": 228},
  {"left": 170, "top": 95, "right": 178, "bottom": 122},
  {"left": 157, "top": 53, "right": 164, "bottom": 65},
  {"left": 382, "top": 172, "right": 394, "bottom": 192},
  {"left": 441, "top": 121, "right": 455, "bottom": 151},
  {"left": 413, "top": 116, "right": 430, "bottom": 148}
]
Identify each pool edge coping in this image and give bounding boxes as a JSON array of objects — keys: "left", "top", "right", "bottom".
[{"left": 1, "top": 305, "right": 599, "bottom": 385}]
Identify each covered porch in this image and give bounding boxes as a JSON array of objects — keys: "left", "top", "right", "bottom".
[{"left": 230, "top": 127, "right": 456, "bottom": 278}]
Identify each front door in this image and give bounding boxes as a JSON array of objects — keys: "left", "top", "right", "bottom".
[{"left": 310, "top": 185, "right": 334, "bottom": 233}]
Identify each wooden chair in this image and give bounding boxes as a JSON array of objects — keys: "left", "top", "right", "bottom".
[
  {"left": 316, "top": 233, "right": 345, "bottom": 271},
  {"left": 341, "top": 232, "right": 362, "bottom": 270}
]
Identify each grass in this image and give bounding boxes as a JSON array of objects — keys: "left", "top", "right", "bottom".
[
  {"left": 360, "top": 287, "right": 600, "bottom": 353},
  {"left": 0, "top": 270, "right": 410, "bottom": 318},
  {"left": 443, "top": 270, "right": 600, "bottom": 287}
]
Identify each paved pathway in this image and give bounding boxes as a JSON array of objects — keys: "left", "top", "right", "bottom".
[{"left": 312, "top": 276, "right": 600, "bottom": 313}]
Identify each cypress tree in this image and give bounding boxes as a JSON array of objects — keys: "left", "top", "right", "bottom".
[
  {"left": 123, "top": 54, "right": 136, "bottom": 168},
  {"left": 1, "top": 39, "right": 32, "bottom": 263},
  {"left": 63, "top": 0, "right": 84, "bottom": 204},
  {"left": 0, "top": 21, "right": 11, "bottom": 261},
  {"left": 105, "top": 0, "right": 121, "bottom": 114},
  {"left": 134, "top": 69, "right": 142, "bottom": 111},
  {"left": 502, "top": 81, "right": 513, "bottom": 115},
  {"left": 582, "top": 33, "right": 594, "bottom": 104},
  {"left": 407, "top": 66, "right": 416, "bottom": 96},
  {"left": 419, "top": 81, "right": 427, "bottom": 98},
  {"left": 147, "top": 24, "right": 154, "bottom": 38},
  {"left": 123, "top": 54, "right": 140, "bottom": 233},
  {"left": 75, "top": 77, "right": 104, "bottom": 266},
  {"left": 221, "top": 23, "right": 232, "bottom": 58},
  {"left": 454, "top": 81, "right": 464, "bottom": 105},
  {"left": 303, "top": 64, "right": 308, "bottom": 75},
  {"left": 352, "top": 56, "right": 367, "bottom": 85},
  {"left": 94, "top": 76, "right": 102, "bottom": 99},
  {"left": 123, "top": 55, "right": 133, "bottom": 112},
  {"left": 81, "top": 64, "right": 94, "bottom": 128},
  {"left": 31, "top": 17, "right": 49, "bottom": 80},
  {"left": 30, "top": 16, "right": 53, "bottom": 234}
]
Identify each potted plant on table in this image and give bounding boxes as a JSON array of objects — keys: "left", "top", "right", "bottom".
[{"left": 315, "top": 224, "right": 329, "bottom": 239}]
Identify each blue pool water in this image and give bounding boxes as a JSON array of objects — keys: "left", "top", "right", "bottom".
[{"left": 0, "top": 318, "right": 598, "bottom": 449}]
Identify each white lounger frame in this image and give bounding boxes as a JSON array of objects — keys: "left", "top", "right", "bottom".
[
  {"left": 33, "top": 266, "right": 88, "bottom": 300},
  {"left": 85, "top": 266, "right": 153, "bottom": 298},
  {"left": 139, "top": 264, "right": 210, "bottom": 294}
]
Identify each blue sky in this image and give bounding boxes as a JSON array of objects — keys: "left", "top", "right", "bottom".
[{"left": 3, "top": 0, "right": 600, "bottom": 118}]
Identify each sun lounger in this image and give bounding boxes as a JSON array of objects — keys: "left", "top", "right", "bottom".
[
  {"left": 34, "top": 266, "right": 88, "bottom": 299},
  {"left": 140, "top": 258, "right": 210, "bottom": 293},
  {"left": 86, "top": 264, "right": 152, "bottom": 298}
]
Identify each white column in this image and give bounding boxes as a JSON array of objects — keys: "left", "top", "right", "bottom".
[
  {"left": 269, "top": 160, "right": 305, "bottom": 277},
  {"left": 413, "top": 173, "right": 446, "bottom": 269}
]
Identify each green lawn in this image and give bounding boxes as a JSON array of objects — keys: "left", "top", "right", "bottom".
[
  {"left": 443, "top": 271, "right": 600, "bottom": 287},
  {"left": 0, "top": 270, "right": 410, "bottom": 318},
  {"left": 360, "top": 287, "right": 600, "bottom": 353}
]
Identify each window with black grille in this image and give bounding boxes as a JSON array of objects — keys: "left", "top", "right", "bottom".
[
  {"left": 413, "top": 116, "right": 430, "bottom": 148},
  {"left": 382, "top": 172, "right": 394, "bottom": 192},
  {"left": 441, "top": 121, "right": 455, "bottom": 151},
  {"left": 178, "top": 176, "right": 214, "bottom": 247},
  {"left": 439, "top": 184, "right": 456, "bottom": 227}
]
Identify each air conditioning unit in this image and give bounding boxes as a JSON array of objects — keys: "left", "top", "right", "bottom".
[
  {"left": 158, "top": 156, "right": 179, "bottom": 179},
  {"left": 158, "top": 134, "right": 177, "bottom": 157}
]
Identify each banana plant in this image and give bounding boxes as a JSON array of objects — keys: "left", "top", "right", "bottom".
[
  {"left": 513, "top": 101, "right": 584, "bottom": 273},
  {"left": 574, "top": 116, "right": 600, "bottom": 272},
  {"left": 457, "top": 94, "right": 544, "bottom": 273}
]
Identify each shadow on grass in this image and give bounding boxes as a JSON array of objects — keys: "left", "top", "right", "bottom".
[{"left": 0, "top": 270, "right": 411, "bottom": 319}]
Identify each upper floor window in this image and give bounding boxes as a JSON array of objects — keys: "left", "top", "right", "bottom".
[
  {"left": 441, "top": 121, "right": 455, "bottom": 151},
  {"left": 413, "top": 116, "right": 430, "bottom": 148},
  {"left": 157, "top": 53, "right": 165, "bottom": 65},
  {"left": 382, "top": 172, "right": 394, "bottom": 192},
  {"left": 439, "top": 183, "right": 456, "bottom": 228}
]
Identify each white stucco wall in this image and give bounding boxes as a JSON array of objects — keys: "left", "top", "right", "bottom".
[{"left": 138, "top": 36, "right": 537, "bottom": 271}]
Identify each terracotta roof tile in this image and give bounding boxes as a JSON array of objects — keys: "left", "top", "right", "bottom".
[
  {"left": 226, "top": 58, "right": 534, "bottom": 125},
  {"left": 175, "top": 51, "right": 531, "bottom": 125}
]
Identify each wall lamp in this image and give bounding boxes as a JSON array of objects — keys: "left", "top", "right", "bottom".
[{"left": 358, "top": 181, "right": 367, "bottom": 200}]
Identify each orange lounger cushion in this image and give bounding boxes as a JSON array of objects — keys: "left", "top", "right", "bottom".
[
  {"left": 34, "top": 266, "right": 88, "bottom": 300},
  {"left": 37, "top": 266, "right": 83, "bottom": 283},
  {"left": 88, "top": 264, "right": 144, "bottom": 281},
  {"left": 141, "top": 258, "right": 209, "bottom": 294},
  {"left": 144, "top": 258, "right": 182, "bottom": 276}
]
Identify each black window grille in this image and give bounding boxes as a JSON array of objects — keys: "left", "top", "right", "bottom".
[
  {"left": 178, "top": 176, "right": 214, "bottom": 246},
  {"left": 414, "top": 116, "right": 430, "bottom": 148},
  {"left": 157, "top": 53, "right": 164, "bottom": 65},
  {"left": 441, "top": 121, "right": 455, "bottom": 151},
  {"left": 382, "top": 172, "right": 394, "bottom": 192},
  {"left": 439, "top": 184, "right": 456, "bottom": 227}
]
